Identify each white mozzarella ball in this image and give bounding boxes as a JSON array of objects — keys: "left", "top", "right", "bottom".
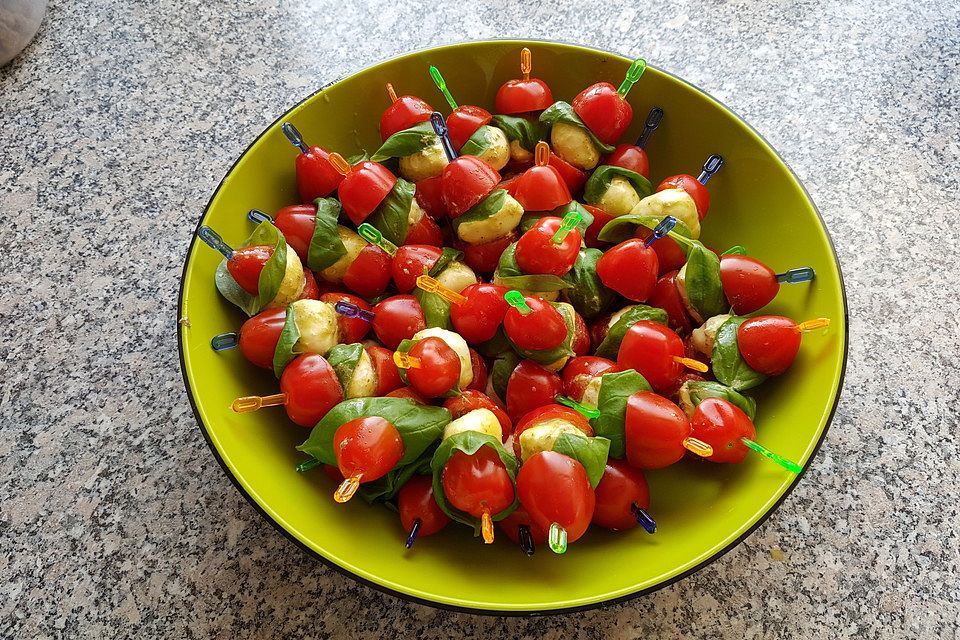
[
  {"left": 411, "top": 327, "right": 473, "bottom": 390},
  {"left": 675, "top": 264, "right": 704, "bottom": 324},
  {"left": 436, "top": 261, "right": 478, "bottom": 294},
  {"left": 629, "top": 188, "right": 701, "bottom": 239},
  {"left": 509, "top": 140, "right": 533, "bottom": 164},
  {"left": 319, "top": 226, "right": 365, "bottom": 284},
  {"left": 266, "top": 245, "right": 306, "bottom": 308},
  {"left": 442, "top": 408, "right": 503, "bottom": 442},
  {"left": 690, "top": 314, "right": 732, "bottom": 357},
  {"left": 344, "top": 349, "right": 377, "bottom": 398},
  {"left": 290, "top": 299, "right": 340, "bottom": 356},
  {"left": 596, "top": 176, "right": 641, "bottom": 216},
  {"left": 399, "top": 139, "right": 449, "bottom": 182},
  {"left": 550, "top": 122, "right": 599, "bottom": 170},
  {"left": 456, "top": 193, "right": 524, "bottom": 245},
  {"left": 475, "top": 127, "right": 510, "bottom": 171},
  {"left": 518, "top": 418, "right": 584, "bottom": 462}
]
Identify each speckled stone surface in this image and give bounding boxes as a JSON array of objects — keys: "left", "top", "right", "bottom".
[{"left": 1, "top": 0, "right": 958, "bottom": 637}]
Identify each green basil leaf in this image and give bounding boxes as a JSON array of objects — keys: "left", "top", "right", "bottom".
[
  {"left": 520, "top": 201, "right": 594, "bottom": 238},
  {"left": 459, "top": 124, "right": 498, "bottom": 157},
  {"left": 356, "top": 448, "right": 434, "bottom": 504},
  {"left": 412, "top": 247, "right": 465, "bottom": 330},
  {"left": 493, "top": 242, "right": 572, "bottom": 292},
  {"left": 590, "top": 369, "right": 651, "bottom": 459},
  {"left": 491, "top": 114, "right": 544, "bottom": 152},
  {"left": 214, "top": 222, "right": 287, "bottom": 317},
  {"left": 366, "top": 177, "right": 415, "bottom": 247},
  {"left": 429, "top": 247, "right": 464, "bottom": 277},
  {"left": 297, "top": 397, "right": 449, "bottom": 465},
  {"left": 722, "top": 245, "right": 748, "bottom": 256},
  {"left": 272, "top": 304, "right": 301, "bottom": 378},
  {"left": 551, "top": 433, "right": 611, "bottom": 488},
  {"left": 562, "top": 248, "right": 616, "bottom": 321},
  {"left": 597, "top": 213, "right": 693, "bottom": 244},
  {"left": 490, "top": 349, "right": 520, "bottom": 400},
  {"left": 594, "top": 305, "right": 669, "bottom": 360},
  {"left": 681, "top": 380, "right": 757, "bottom": 420},
  {"left": 712, "top": 316, "right": 768, "bottom": 391},
  {"left": 684, "top": 243, "right": 728, "bottom": 320},
  {"left": 508, "top": 302, "right": 576, "bottom": 365},
  {"left": 451, "top": 190, "right": 508, "bottom": 233},
  {"left": 476, "top": 327, "right": 512, "bottom": 358},
  {"left": 394, "top": 338, "right": 416, "bottom": 385},
  {"left": 346, "top": 151, "right": 370, "bottom": 165},
  {"left": 539, "top": 101, "right": 615, "bottom": 154},
  {"left": 326, "top": 343, "right": 365, "bottom": 390},
  {"left": 370, "top": 121, "right": 437, "bottom": 162},
  {"left": 430, "top": 431, "right": 519, "bottom": 530},
  {"left": 583, "top": 165, "right": 653, "bottom": 207},
  {"left": 307, "top": 198, "right": 347, "bottom": 272}
]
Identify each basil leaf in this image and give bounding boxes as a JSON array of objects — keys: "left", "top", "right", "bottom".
[
  {"left": 366, "top": 177, "right": 415, "bottom": 247},
  {"left": 583, "top": 165, "right": 653, "bottom": 207},
  {"left": 370, "top": 121, "right": 437, "bottom": 162},
  {"left": 326, "top": 343, "right": 364, "bottom": 390},
  {"left": 684, "top": 243, "right": 728, "bottom": 320},
  {"left": 307, "top": 198, "right": 347, "bottom": 272},
  {"left": 214, "top": 222, "right": 287, "bottom": 317},
  {"left": 459, "top": 124, "right": 498, "bottom": 157},
  {"left": 712, "top": 316, "right": 768, "bottom": 391},
  {"left": 494, "top": 242, "right": 572, "bottom": 292},
  {"left": 430, "top": 431, "right": 519, "bottom": 530},
  {"left": 508, "top": 302, "right": 576, "bottom": 365},
  {"left": 590, "top": 369, "right": 651, "bottom": 459},
  {"left": 551, "top": 433, "right": 610, "bottom": 488},
  {"left": 520, "top": 201, "right": 594, "bottom": 237},
  {"left": 491, "top": 114, "right": 544, "bottom": 152},
  {"left": 722, "top": 245, "right": 747, "bottom": 256},
  {"left": 451, "top": 190, "right": 508, "bottom": 233},
  {"left": 412, "top": 247, "right": 465, "bottom": 330},
  {"left": 597, "top": 213, "right": 693, "bottom": 244},
  {"left": 562, "top": 248, "right": 616, "bottom": 321},
  {"left": 476, "top": 327, "right": 512, "bottom": 358},
  {"left": 346, "top": 151, "right": 370, "bottom": 165},
  {"left": 490, "top": 349, "right": 521, "bottom": 400},
  {"left": 272, "top": 304, "right": 301, "bottom": 378},
  {"left": 682, "top": 380, "right": 757, "bottom": 420},
  {"left": 594, "top": 305, "right": 669, "bottom": 360},
  {"left": 297, "top": 397, "right": 449, "bottom": 465},
  {"left": 356, "top": 448, "right": 434, "bottom": 504},
  {"left": 539, "top": 101, "right": 615, "bottom": 154},
  {"left": 394, "top": 338, "right": 416, "bottom": 385}
]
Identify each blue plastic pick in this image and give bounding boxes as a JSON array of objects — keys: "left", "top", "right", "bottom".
[
  {"left": 636, "top": 107, "right": 663, "bottom": 148},
  {"left": 405, "top": 518, "right": 422, "bottom": 549},
  {"left": 697, "top": 154, "right": 724, "bottom": 185},
  {"left": 197, "top": 226, "right": 234, "bottom": 259},
  {"left": 643, "top": 215, "right": 678, "bottom": 247},
  {"left": 776, "top": 267, "right": 816, "bottom": 284},
  {"left": 430, "top": 111, "right": 458, "bottom": 161},
  {"left": 247, "top": 209, "right": 273, "bottom": 224},
  {"left": 631, "top": 503, "right": 657, "bottom": 533},
  {"left": 210, "top": 332, "right": 239, "bottom": 351},
  {"left": 281, "top": 122, "right": 310, "bottom": 154}
]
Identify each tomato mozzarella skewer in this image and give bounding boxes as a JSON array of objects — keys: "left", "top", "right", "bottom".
[
  {"left": 517, "top": 450, "right": 595, "bottom": 554},
  {"left": 494, "top": 47, "right": 554, "bottom": 115},
  {"left": 719, "top": 255, "right": 816, "bottom": 315},
  {"left": 571, "top": 57, "right": 646, "bottom": 145},
  {"left": 398, "top": 475, "right": 451, "bottom": 549},
  {"left": 279, "top": 122, "right": 344, "bottom": 202},
  {"left": 736, "top": 316, "right": 831, "bottom": 376},
  {"left": 617, "top": 320, "right": 709, "bottom": 395},
  {"left": 429, "top": 65, "right": 509, "bottom": 170},
  {"left": 332, "top": 416, "right": 406, "bottom": 503},
  {"left": 210, "top": 308, "right": 286, "bottom": 369},
  {"left": 230, "top": 353, "right": 343, "bottom": 427},
  {"left": 592, "top": 459, "right": 656, "bottom": 533},
  {"left": 380, "top": 82, "right": 434, "bottom": 140},
  {"left": 690, "top": 398, "right": 802, "bottom": 472},
  {"left": 604, "top": 107, "right": 663, "bottom": 178}
]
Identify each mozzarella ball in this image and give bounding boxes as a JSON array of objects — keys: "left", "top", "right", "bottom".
[
  {"left": 443, "top": 408, "right": 503, "bottom": 442},
  {"left": 580, "top": 376, "right": 604, "bottom": 408},
  {"left": 518, "top": 418, "right": 583, "bottom": 462},
  {"left": 408, "top": 196, "right": 425, "bottom": 226},
  {"left": 411, "top": 327, "right": 473, "bottom": 390},
  {"left": 677, "top": 381, "right": 696, "bottom": 418},
  {"left": 690, "top": 314, "right": 733, "bottom": 357},
  {"left": 474, "top": 126, "right": 510, "bottom": 171},
  {"left": 436, "top": 261, "right": 478, "bottom": 294},
  {"left": 596, "top": 176, "right": 641, "bottom": 217},
  {"left": 491, "top": 277, "right": 561, "bottom": 303},
  {"left": 509, "top": 140, "right": 534, "bottom": 164},
  {"left": 629, "top": 189, "right": 701, "bottom": 239},
  {"left": 291, "top": 299, "right": 340, "bottom": 356},
  {"left": 541, "top": 355, "right": 570, "bottom": 372},
  {"left": 608, "top": 304, "right": 638, "bottom": 329},
  {"left": 675, "top": 264, "right": 704, "bottom": 324},
  {"left": 266, "top": 245, "right": 306, "bottom": 308},
  {"left": 318, "top": 226, "right": 365, "bottom": 284},
  {"left": 550, "top": 122, "right": 600, "bottom": 170},
  {"left": 343, "top": 348, "right": 377, "bottom": 398},
  {"left": 457, "top": 193, "right": 524, "bottom": 245},
  {"left": 398, "top": 139, "right": 448, "bottom": 182}
]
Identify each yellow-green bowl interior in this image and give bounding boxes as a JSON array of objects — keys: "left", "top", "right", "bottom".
[{"left": 178, "top": 40, "right": 847, "bottom": 614}]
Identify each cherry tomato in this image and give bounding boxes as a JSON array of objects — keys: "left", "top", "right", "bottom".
[
  {"left": 503, "top": 296, "right": 567, "bottom": 351},
  {"left": 338, "top": 161, "right": 397, "bottom": 226},
  {"left": 572, "top": 311, "right": 591, "bottom": 356},
  {"left": 657, "top": 175, "right": 709, "bottom": 220},
  {"left": 391, "top": 245, "right": 443, "bottom": 293},
  {"left": 624, "top": 391, "right": 691, "bottom": 469},
  {"left": 342, "top": 245, "right": 392, "bottom": 298},
  {"left": 443, "top": 390, "right": 513, "bottom": 442},
  {"left": 227, "top": 245, "right": 273, "bottom": 295},
  {"left": 634, "top": 226, "right": 687, "bottom": 275},
  {"left": 372, "top": 295, "right": 426, "bottom": 349},
  {"left": 561, "top": 356, "right": 617, "bottom": 401},
  {"left": 617, "top": 321, "right": 686, "bottom": 395},
  {"left": 689, "top": 398, "right": 756, "bottom": 463},
  {"left": 404, "top": 212, "right": 444, "bottom": 247},
  {"left": 517, "top": 451, "right": 595, "bottom": 544},
  {"left": 495, "top": 80, "right": 553, "bottom": 114},
  {"left": 319, "top": 292, "right": 371, "bottom": 343},
  {"left": 406, "top": 336, "right": 461, "bottom": 397},
  {"left": 549, "top": 152, "right": 588, "bottom": 194},
  {"left": 596, "top": 239, "right": 658, "bottom": 302},
  {"left": 237, "top": 308, "right": 287, "bottom": 369},
  {"left": 295, "top": 146, "right": 344, "bottom": 202},
  {"left": 647, "top": 271, "right": 694, "bottom": 336},
  {"left": 447, "top": 105, "right": 493, "bottom": 151},
  {"left": 512, "top": 404, "right": 593, "bottom": 459},
  {"left": 589, "top": 313, "right": 612, "bottom": 349},
  {"left": 333, "top": 416, "right": 405, "bottom": 482},
  {"left": 415, "top": 175, "right": 448, "bottom": 219},
  {"left": 398, "top": 475, "right": 451, "bottom": 538},
  {"left": 457, "top": 232, "right": 517, "bottom": 274},
  {"left": 719, "top": 255, "right": 779, "bottom": 315},
  {"left": 737, "top": 315, "right": 803, "bottom": 376},
  {"left": 499, "top": 173, "right": 521, "bottom": 197},
  {"left": 514, "top": 217, "right": 580, "bottom": 277},
  {"left": 366, "top": 345, "right": 404, "bottom": 396},
  {"left": 499, "top": 504, "right": 549, "bottom": 546},
  {"left": 450, "top": 282, "right": 510, "bottom": 344},
  {"left": 441, "top": 156, "right": 500, "bottom": 218},
  {"left": 380, "top": 94, "right": 434, "bottom": 141},
  {"left": 272, "top": 204, "right": 316, "bottom": 262},
  {"left": 467, "top": 349, "right": 488, "bottom": 392},
  {"left": 592, "top": 459, "right": 650, "bottom": 530},
  {"left": 442, "top": 446, "right": 515, "bottom": 518},
  {"left": 512, "top": 164, "right": 571, "bottom": 212},
  {"left": 572, "top": 82, "right": 632, "bottom": 145},
  {"left": 385, "top": 387, "right": 428, "bottom": 404},
  {"left": 279, "top": 354, "right": 344, "bottom": 427},
  {"left": 584, "top": 204, "right": 615, "bottom": 248},
  {"left": 605, "top": 144, "right": 649, "bottom": 178},
  {"left": 505, "top": 360, "right": 563, "bottom": 422},
  {"left": 298, "top": 268, "right": 320, "bottom": 301}
]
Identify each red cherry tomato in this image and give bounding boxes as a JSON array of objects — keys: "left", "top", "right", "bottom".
[
  {"left": 618, "top": 321, "right": 686, "bottom": 395},
  {"left": 338, "top": 161, "right": 397, "bottom": 226},
  {"left": 503, "top": 296, "right": 567, "bottom": 351},
  {"left": 517, "top": 451, "right": 595, "bottom": 544},
  {"left": 333, "top": 416, "right": 405, "bottom": 482},
  {"left": 298, "top": 268, "right": 320, "bottom": 301},
  {"left": 592, "top": 459, "right": 650, "bottom": 530},
  {"left": 514, "top": 217, "right": 580, "bottom": 277},
  {"left": 634, "top": 226, "right": 687, "bottom": 275},
  {"left": 548, "top": 152, "right": 588, "bottom": 194},
  {"left": 495, "top": 80, "right": 553, "bottom": 114},
  {"left": 512, "top": 164, "right": 571, "bottom": 212},
  {"left": 379, "top": 95, "right": 434, "bottom": 141},
  {"left": 572, "top": 311, "right": 591, "bottom": 356},
  {"left": 343, "top": 245, "right": 392, "bottom": 298},
  {"left": 605, "top": 144, "right": 649, "bottom": 178},
  {"left": 391, "top": 245, "right": 443, "bottom": 293},
  {"left": 624, "top": 391, "right": 691, "bottom": 469},
  {"left": 442, "top": 446, "right": 515, "bottom": 518},
  {"left": 415, "top": 175, "right": 449, "bottom": 219},
  {"left": 737, "top": 316, "right": 802, "bottom": 376},
  {"left": 450, "top": 282, "right": 510, "bottom": 344},
  {"left": 512, "top": 404, "right": 593, "bottom": 458},
  {"left": 689, "top": 397, "right": 756, "bottom": 463},
  {"left": 499, "top": 173, "right": 521, "bottom": 197},
  {"left": 457, "top": 232, "right": 517, "bottom": 274},
  {"left": 657, "top": 175, "right": 709, "bottom": 220},
  {"left": 561, "top": 356, "right": 617, "bottom": 401},
  {"left": 505, "top": 360, "right": 563, "bottom": 422},
  {"left": 441, "top": 156, "right": 500, "bottom": 218},
  {"left": 237, "top": 308, "right": 287, "bottom": 369},
  {"left": 398, "top": 475, "right": 451, "bottom": 538},
  {"left": 572, "top": 82, "right": 633, "bottom": 145},
  {"left": 719, "top": 255, "right": 779, "bottom": 315},
  {"left": 404, "top": 212, "right": 444, "bottom": 247},
  {"left": 366, "top": 345, "right": 404, "bottom": 396},
  {"left": 279, "top": 354, "right": 344, "bottom": 427},
  {"left": 499, "top": 504, "right": 549, "bottom": 546},
  {"left": 295, "top": 146, "right": 343, "bottom": 202},
  {"left": 467, "top": 349, "right": 488, "bottom": 392},
  {"left": 385, "top": 387, "right": 428, "bottom": 404},
  {"left": 319, "top": 292, "right": 371, "bottom": 343},
  {"left": 584, "top": 204, "right": 615, "bottom": 248},
  {"left": 443, "top": 390, "right": 513, "bottom": 441},
  {"left": 227, "top": 245, "right": 273, "bottom": 295},
  {"left": 371, "top": 295, "right": 426, "bottom": 349},
  {"left": 447, "top": 105, "right": 492, "bottom": 151},
  {"left": 272, "top": 204, "right": 316, "bottom": 262},
  {"left": 596, "top": 239, "right": 658, "bottom": 302},
  {"left": 647, "top": 271, "right": 694, "bottom": 336},
  {"left": 406, "top": 336, "right": 461, "bottom": 397}
]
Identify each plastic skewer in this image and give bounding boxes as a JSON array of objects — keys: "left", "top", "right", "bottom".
[
  {"left": 231, "top": 393, "right": 286, "bottom": 413},
  {"left": 428, "top": 66, "right": 458, "bottom": 111},
  {"left": 504, "top": 290, "right": 533, "bottom": 316},
  {"left": 616, "top": 58, "right": 647, "bottom": 98},
  {"left": 296, "top": 458, "right": 321, "bottom": 473},
  {"left": 197, "top": 226, "right": 234, "bottom": 260},
  {"left": 210, "top": 332, "right": 239, "bottom": 351},
  {"left": 520, "top": 47, "right": 532, "bottom": 81},
  {"left": 673, "top": 356, "right": 709, "bottom": 373},
  {"left": 334, "top": 473, "right": 363, "bottom": 503},
  {"left": 393, "top": 351, "right": 422, "bottom": 369},
  {"left": 281, "top": 122, "right": 309, "bottom": 154},
  {"left": 643, "top": 215, "right": 677, "bottom": 248},
  {"left": 405, "top": 518, "right": 422, "bottom": 548},
  {"left": 697, "top": 154, "right": 724, "bottom": 185},
  {"left": 327, "top": 152, "right": 352, "bottom": 176},
  {"left": 429, "top": 111, "right": 458, "bottom": 161},
  {"left": 386, "top": 83, "right": 398, "bottom": 103},
  {"left": 551, "top": 211, "right": 582, "bottom": 244},
  {"left": 357, "top": 223, "right": 398, "bottom": 256},
  {"left": 741, "top": 438, "right": 803, "bottom": 473},
  {"left": 777, "top": 267, "right": 816, "bottom": 283},
  {"left": 247, "top": 209, "right": 273, "bottom": 224},
  {"left": 554, "top": 395, "right": 601, "bottom": 419},
  {"left": 416, "top": 275, "right": 467, "bottom": 304},
  {"left": 334, "top": 300, "right": 375, "bottom": 322},
  {"left": 636, "top": 107, "right": 664, "bottom": 148},
  {"left": 630, "top": 503, "right": 657, "bottom": 533},
  {"left": 682, "top": 437, "right": 714, "bottom": 457},
  {"left": 548, "top": 522, "right": 568, "bottom": 554},
  {"left": 796, "top": 318, "right": 831, "bottom": 332},
  {"left": 518, "top": 524, "right": 535, "bottom": 556},
  {"left": 481, "top": 512, "right": 495, "bottom": 544}
]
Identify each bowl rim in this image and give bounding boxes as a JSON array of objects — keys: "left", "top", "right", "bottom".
[{"left": 177, "top": 38, "right": 849, "bottom": 617}]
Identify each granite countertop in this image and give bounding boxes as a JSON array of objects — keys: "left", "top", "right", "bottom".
[{"left": 2, "top": 0, "right": 958, "bottom": 637}]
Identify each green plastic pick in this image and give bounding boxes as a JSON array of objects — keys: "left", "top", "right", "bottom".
[
  {"left": 741, "top": 438, "right": 803, "bottom": 474},
  {"left": 429, "top": 65, "right": 458, "bottom": 111},
  {"left": 548, "top": 523, "right": 568, "bottom": 554},
  {"left": 551, "top": 211, "right": 582, "bottom": 244},
  {"left": 616, "top": 58, "right": 647, "bottom": 97},
  {"left": 554, "top": 395, "right": 601, "bottom": 419},
  {"left": 504, "top": 290, "right": 532, "bottom": 315},
  {"left": 357, "top": 223, "right": 398, "bottom": 256},
  {"left": 296, "top": 458, "right": 322, "bottom": 473}
]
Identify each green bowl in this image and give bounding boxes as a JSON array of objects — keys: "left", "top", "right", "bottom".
[{"left": 178, "top": 40, "right": 847, "bottom": 615}]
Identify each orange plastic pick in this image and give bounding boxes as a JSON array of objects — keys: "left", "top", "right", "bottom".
[
  {"left": 334, "top": 473, "right": 363, "bottom": 503},
  {"left": 393, "top": 351, "right": 422, "bottom": 369},
  {"left": 682, "top": 436, "right": 714, "bottom": 457},
  {"left": 328, "top": 152, "right": 352, "bottom": 176},
  {"left": 231, "top": 393, "right": 286, "bottom": 413},
  {"left": 796, "top": 318, "right": 831, "bottom": 332},
  {"left": 416, "top": 275, "right": 467, "bottom": 304},
  {"left": 520, "top": 47, "right": 532, "bottom": 81},
  {"left": 481, "top": 512, "right": 495, "bottom": 544},
  {"left": 386, "top": 82, "right": 398, "bottom": 103},
  {"left": 535, "top": 141, "right": 549, "bottom": 167},
  {"left": 673, "top": 356, "right": 709, "bottom": 373}
]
